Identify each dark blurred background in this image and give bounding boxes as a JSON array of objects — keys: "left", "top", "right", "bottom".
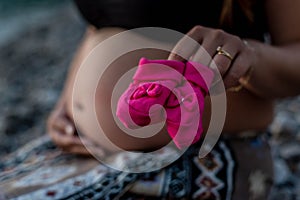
[
  {"left": 0, "top": 0, "right": 85, "bottom": 156},
  {"left": 0, "top": 0, "right": 300, "bottom": 199}
]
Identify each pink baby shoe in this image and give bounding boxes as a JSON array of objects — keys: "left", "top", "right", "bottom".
[
  {"left": 165, "top": 61, "right": 214, "bottom": 149},
  {"left": 116, "top": 57, "right": 185, "bottom": 128},
  {"left": 116, "top": 58, "right": 214, "bottom": 149}
]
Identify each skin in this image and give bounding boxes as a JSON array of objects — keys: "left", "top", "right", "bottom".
[{"left": 47, "top": 0, "right": 300, "bottom": 155}]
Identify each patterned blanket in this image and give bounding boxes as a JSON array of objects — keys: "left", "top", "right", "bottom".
[{"left": 0, "top": 135, "right": 235, "bottom": 200}]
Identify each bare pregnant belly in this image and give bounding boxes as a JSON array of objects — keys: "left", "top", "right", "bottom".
[{"left": 66, "top": 28, "right": 274, "bottom": 151}]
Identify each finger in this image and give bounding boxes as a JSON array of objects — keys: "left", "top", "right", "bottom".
[
  {"left": 168, "top": 35, "right": 199, "bottom": 61},
  {"left": 67, "top": 144, "right": 106, "bottom": 157},
  {"left": 52, "top": 116, "right": 75, "bottom": 136},
  {"left": 223, "top": 51, "right": 250, "bottom": 88},
  {"left": 210, "top": 44, "right": 238, "bottom": 77},
  {"left": 65, "top": 145, "right": 91, "bottom": 155},
  {"left": 168, "top": 26, "right": 206, "bottom": 61},
  {"left": 191, "top": 35, "right": 225, "bottom": 67},
  {"left": 49, "top": 130, "right": 82, "bottom": 147},
  {"left": 190, "top": 45, "right": 212, "bottom": 66}
]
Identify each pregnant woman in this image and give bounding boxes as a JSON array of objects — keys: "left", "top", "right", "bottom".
[{"left": 47, "top": 0, "right": 300, "bottom": 199}]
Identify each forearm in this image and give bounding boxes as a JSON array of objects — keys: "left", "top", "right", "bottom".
[{"left": 243, "top": 39, "right": 300, "bottom": 99}]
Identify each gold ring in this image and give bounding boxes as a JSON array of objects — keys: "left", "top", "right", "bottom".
[{"left": 216, "top": 46, "right": 233, "bottom": 61}]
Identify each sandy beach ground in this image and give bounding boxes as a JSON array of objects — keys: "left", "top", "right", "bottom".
[
  {"left": 0, "top": 1, "right": 85, "bottom": 156},
  {"left": 0, "top": 1, "right": 300, "bottom": 199}
]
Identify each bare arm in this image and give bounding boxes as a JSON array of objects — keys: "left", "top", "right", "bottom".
[
  {"left": 244, "top": 0, "right": 300, "bottom": 98},
  {"left": 168, "top": 0, "right": 300, "bottom": 99}
]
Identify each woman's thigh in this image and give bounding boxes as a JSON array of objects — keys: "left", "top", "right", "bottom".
[
  {"left": 227, "top": 135, "right": 274, "bottom": 200},
  {"left": 120, "top": 134, "right": 274, "bottom": 200}
]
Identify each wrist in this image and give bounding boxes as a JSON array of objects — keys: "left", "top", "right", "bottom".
[
  {"left": 226, "top": 39, "right": 259, "bottom": 94},
  {"left": 238, "top": 40, "right": 269, "bottom": 97},
  {"left": 242, "top": 40, "right": 283, "bottom": 98}
]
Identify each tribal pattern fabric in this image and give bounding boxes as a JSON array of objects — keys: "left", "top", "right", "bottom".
[{"left": 0, "top": 135, "right": 235, "bottom": 200}]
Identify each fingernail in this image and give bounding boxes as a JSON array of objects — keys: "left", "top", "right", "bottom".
[{"left": 65, "top": 125, "right": 74, "bottom": 136}]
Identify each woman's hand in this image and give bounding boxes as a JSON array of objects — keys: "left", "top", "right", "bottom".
[
  {"left": 168, "top": 25, "right": 257, "bottom": 90},
  {"left": 47, "top": 98, "right": 105, "bottom": 156}
]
